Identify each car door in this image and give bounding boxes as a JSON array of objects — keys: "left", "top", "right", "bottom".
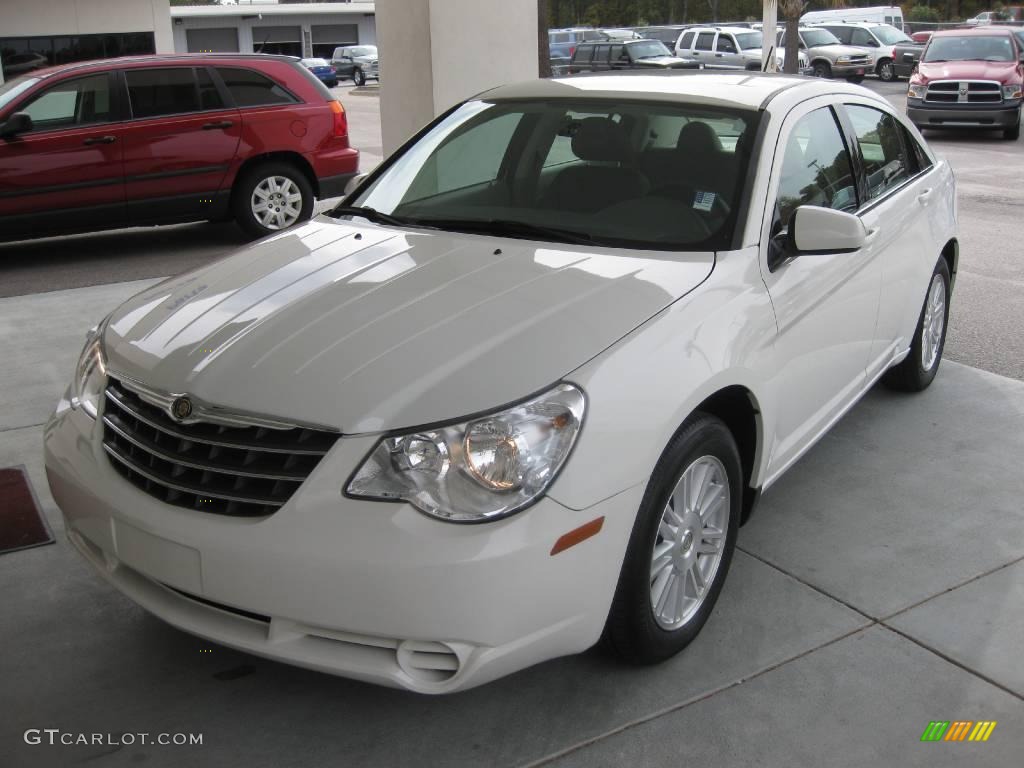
[
  {"left": 676, "top": 30, "right": 696, "bottom": 57},
  {"left": 0, "top": 71, "right": 126, "bottom": 241},
  {"left": 713, "top": 33, "right": 741, "bottom": 69},
  {"left": 840, "top": 102, "right": 938, "bottom": 373},
  {"left": 691, "top": 31, "right": 716, "bottom": 65},
  {"left": 609, "top": 43, "right": 628, "bottom": 70},
  {"left": 119, "top": 66, "right": 241, "bottom": 225},
  {"left": 332, "top": 48, "right": 355, "bottom": 79},
  {"left": 758, "top": 100, "right": 883, "bottom": 482},
  {"left": 592, "top": 44, "right": 612, "bottom": 72}
]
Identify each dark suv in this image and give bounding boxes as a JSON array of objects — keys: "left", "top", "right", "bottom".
[
  {"left": 569, "top": 39, "right": 699, "bottom": 74},
  {"left": 0, "top": 54, "right": 360, "bottom": 243}
]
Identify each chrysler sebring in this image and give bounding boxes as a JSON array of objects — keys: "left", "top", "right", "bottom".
[{"left": 45, "top": 73, "right": 957, "bottom": 693}]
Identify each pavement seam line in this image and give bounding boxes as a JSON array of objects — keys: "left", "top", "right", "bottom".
[
  {"left": 0, "top": 422, "right": 47, "bottom": 435},
  {"left": 878, "top": 624, "right": 1024, "bottom": 703},
  {"left": 519, "top": 624, "right": 873, "bottom": 768}
]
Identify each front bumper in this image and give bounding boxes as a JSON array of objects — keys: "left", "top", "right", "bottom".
[
  {"left": 831, "top": 62, "right": 869, "bottom": 78},
  {"left": 907, "top": 100, "right": 1021, "bottom": 129},
  {"left": 43, "top": 396, "right": 640, "bottom": 693}
]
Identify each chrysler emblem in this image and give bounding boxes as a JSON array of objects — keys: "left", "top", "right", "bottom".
[{"left": 170, "top": 396, "right": 193, "bottom": 421}]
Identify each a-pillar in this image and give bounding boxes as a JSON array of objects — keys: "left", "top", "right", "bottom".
[{"left": 376, "top": 0, "right": 539, "bottom": 155}]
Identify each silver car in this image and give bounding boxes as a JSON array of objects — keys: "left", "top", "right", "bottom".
[{"left": 778, "top": 26, "right": 873, "bottom": 82}]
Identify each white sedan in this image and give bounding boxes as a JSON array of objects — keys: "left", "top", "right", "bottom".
[{"left": 45, "top": 73, "right": 957, "bottom": 693}]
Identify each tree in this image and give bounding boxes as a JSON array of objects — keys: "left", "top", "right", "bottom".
[
  {"left": 780, "top": 0, "right": 806, "bottom": 74},
  {"left": 539, "top": 0, "right": 552, "bottom": 77}
]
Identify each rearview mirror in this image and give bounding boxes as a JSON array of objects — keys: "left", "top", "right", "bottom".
[
  {"left": 344, "top": 172, "right": 369, "bottom": 197},
  {"left": 0, "top": 112, "right": 33, "bottom": 138},
  {"left": 790, "top": 206, "right": 867, "bottom": 254}
]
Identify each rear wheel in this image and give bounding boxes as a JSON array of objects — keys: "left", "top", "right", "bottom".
[
  {"left": 353, "top": 68, "right": 366, "bottom": 86},
  {"left": 602, "top": 413, "right": 741, "bottom": 664},
  {"left": 812, "top": 61, "right": 831, "bottom": 78},
  {"left": 877, "top": 59, "right": 896, "bottom": 82},
  {"left": 232, "top": 162, "right": 314, "bottom": 239},
  {"left": 883, "top": 257, "right": 951, "bottom": 392}
]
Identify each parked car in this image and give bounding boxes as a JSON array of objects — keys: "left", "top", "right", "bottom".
[
  {"left": 330, "top": 45, "right": 379, "bottom": 86},
  {"left": 675, "top": 26, "right": 810, "bottom": 72},
  {"left": 549, "top": 42, "right": 573, "bottom": 75},
  {"left": 299, "top": 57, "right": 338, "bottom": 88},
  {"left": 778, "top": 26, "right": 873, "bottom": 81},
  {"left": 801, "top": 5, "right": 905, "bottom": 30},
  {"left": 965, "top": 11, "right": 997, "bottom": 26},
  {"left": 635, "top": 24, "right": 691, "bottom": 49},
  {"left": 549, "top": 27, "right": 609, "bottom": 46},
  {"left": 907, "top": 28, "right": 1023, "bottom": 140},
  {"left": 569, "top": 39, "right": 700, "bottom": 73},
  {"left": 0, "top": 54, "right": 359, "bottom": 242},
  {"left": 808, "top": 22, "right": 914, "bottom": 81},
  {"left": 45, "top": 72, "right": 957, "bottom": 694},
  {"left": 893, "top": 39, "right": 926, "bottom": 79}
]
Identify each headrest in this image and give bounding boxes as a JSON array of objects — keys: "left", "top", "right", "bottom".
[
  {"left": 571, "top": 117, "right": 633, "bottom": 162},
  {"left": 676, "top": 121, "right": 723, "bottom": 154}
]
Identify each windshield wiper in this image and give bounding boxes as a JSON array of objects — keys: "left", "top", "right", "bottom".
[
  {"left": 328, "top": 205, "right": 429, "bottom": 228},
  {"left": 413, "top": 218, "right": 598, "bottom": 245}
]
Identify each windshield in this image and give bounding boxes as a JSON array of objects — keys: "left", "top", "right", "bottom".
[
  {"left": 735, "top": 32, "right": 763, "bottom": 50},
  {"left": 871, "top": 25, "right": 911, "bottom": 45},
  {"left": 302, "top": 58, "right": 330, "bottom": 67},
  {"left": 801, "top": 29, "right": 842, "bottom": 47},
  {"left": 344, "top": 99, "right": 758, "bottom": 251},
  {"left": 628, "top": 41, "right": 672, "bottom": 58},
  {"left": 349, "top": 46, "right": 377, "bottom": 57},
  {"left": 0, "top": 76, "right": 39, "bottom": 112},
  {"left": 924, "top": 35, "right": 1015, "bottom": 62}
]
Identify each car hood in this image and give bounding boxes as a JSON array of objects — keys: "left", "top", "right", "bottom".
[
  {"left": 917, "top": 60, "right": 1018, "bottom": 81},
  {"left": 102, "top": 219, "right": 714, "bottom": 434},
  {"left": 811, "top": 43, "right": 871, "bottom": 57},
  {"left": 635, "top": 56, "right": 693, "bottom": 67},
  {"left": 354, "top": 55, "right": 378, "bottom": 65}
]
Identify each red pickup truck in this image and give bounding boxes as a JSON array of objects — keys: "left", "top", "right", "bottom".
[{"left": 906, "top": 28, "right": 1024, "bottom": 140}]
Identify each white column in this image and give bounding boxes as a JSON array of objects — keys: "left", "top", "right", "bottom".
[
  {"left": 761, "top": 0, "right": 778, "bottom": 73},
  {"left": 376, "top": 0, "right": 539, "bottom": 154}
]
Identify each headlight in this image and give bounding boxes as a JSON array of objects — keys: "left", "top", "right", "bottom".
[
  {"left": 346, "top": 383, "right": 585, "bottom": 522},
  {"left": 908, "top": 83, "right": 927, "bottom": 99},
  {"left": 71, "top": 326, "right": 107, "bottom": 418},
  {"left": 1003, "top": 84, "right": 1023, "bottom": 100},
  {"left": 836, "top": 56, "right": 852, "bottom": 64}
]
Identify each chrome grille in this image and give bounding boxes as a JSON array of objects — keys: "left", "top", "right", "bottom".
[
  {"left": 925, "top": 80, "right": 1003, "bottom": 104},
  {"left": 101, "top": 379, "right": 339, "bottom": 517}
]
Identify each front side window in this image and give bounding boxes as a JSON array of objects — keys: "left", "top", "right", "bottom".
[
  {"left": 716, "top": 35, "right": 737, "bottom": 53},
  {"left": 347, "top": 99, "right": 758, "bottom": 251},
  {"left": 126, "top": 68, "right": 198, "bottom": 118},
  {"left": 20, "top": 73, "right": 112, "bottom": 130},
  {"left": 801, "top": 29, "right": 842, "bottom": 47},
  {"left": 628, "top": 41, "right": 671, "bottom": 59},
  {"left": 574, "top": 45, "right": 593, "bottom": 63},
  {"left": 216, "top": 67, "right": 296, "bottom": 107},
  {"left": 593, "top": 44, "right": 610, "bottom": 62},
  {"left": 829, "top": 27, "right": 854, "bottom": 45},
  {"left": 872, "top": 25, "right": 911, "bottom": 45},
  {"left": 851, "top": 29, "right": 876, "bottom": 47},
  {"left": 610, "top": 44, "right": 624, "bottom": 61},
  {"left": 846, "top": 105, "right": 911, "bottom": 201},
  {"left": 695, "top": 32, "right": 715, "bottom": 51},
  {"left": 734, "top": 32, "right": 763, "bottom": 51},
  {"left": 776, "top": 107, "right": 858, "bottom": 227}
]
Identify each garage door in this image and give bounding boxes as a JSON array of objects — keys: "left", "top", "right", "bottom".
[
  {"left": 311, "top": 24, "right": 359, "bottom": 58},
  {"left": 185, "top": 28, "right": 239, "bottom": 53},
  {"left": 252, "top": 25, "right": 302, "bottom": 57}
]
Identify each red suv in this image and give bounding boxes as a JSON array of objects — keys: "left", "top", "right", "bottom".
[{"left": 0, "top": 54, "right": 359, "bottom": 242}]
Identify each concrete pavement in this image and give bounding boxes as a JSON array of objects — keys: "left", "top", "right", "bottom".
[{"left": 0, "top": 277, "right": 1021, "bottom": 767}]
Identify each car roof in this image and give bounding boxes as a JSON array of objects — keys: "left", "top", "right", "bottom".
[
  {"left": 19, "top": 53, "right": 298, "bottom": 80},
  {"left": 480, "top": 71, "right": 878, "bottom": 112},
  {"left": 810, "top": 21, "right": 890, "bottom": 28},
  {"left": 930, "top": 27, "right": 1016, "bottom": 38}
]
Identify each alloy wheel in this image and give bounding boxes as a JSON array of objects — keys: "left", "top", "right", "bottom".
[
  {"left": 921, "top": 273, "right": 946, "bottom": 371},
  {"left": 251, "top": 176, "right": 303, "bottom": 231}
]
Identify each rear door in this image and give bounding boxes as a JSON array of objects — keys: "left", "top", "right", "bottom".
[
  {"left": 0, "top": 71, "right": 126, "bottom": 241},
  {"left": 119, "top": 66, "right": 241, "bottom": 225},
  {"left": 676, "top": 30, "right": 696, "bottom": 56},
  {"left": 691, "top": 31, "right": 716, "bottom": 66}
]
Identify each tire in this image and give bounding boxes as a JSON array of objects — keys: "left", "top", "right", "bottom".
[
  {"left": 353, "top": 68, "right": 366, "bottom": 86},
  {"left": 883, "top": 257, "right": 951, "bottom": 392},
  {"left": 231, "top": 161, "right": 315, "bottom": 239},
  {"left": 602, "top": 413, "right": 742, "bottom": 664},
  {"left": 1004, "top": 121, "right": 1020, "bottom": 141},
  {"left": 847, "top": 75, "right": 865, "bottom": 84},
  {"left": 877, "top": 59, "right": 896, "bottom": 82},
  {"left": 812, "top": 61, "right": 831, "bottom": 78}
]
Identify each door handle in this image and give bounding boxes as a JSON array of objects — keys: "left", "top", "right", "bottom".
[
  {"left": 83, "top": 135, "right": 116, "bottom": 145},
  {"left": 864, "top": 227, "right": 880, "bottom": 244},
  {"left": 917, "top": 188, "right": 933, "bottom": 205},
  {"left": 202, "top": 120, "right": 234, "bottom": 130},
  {"left": 715, "top": 53, "right": 723, "bottom": 57}
]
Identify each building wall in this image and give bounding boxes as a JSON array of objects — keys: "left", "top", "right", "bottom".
[
  {"left": 0, "top": 0, "right": 173, "bottom": 52},
  {"left": 171, "top": 13, "right": 376, "bottom": 57}
]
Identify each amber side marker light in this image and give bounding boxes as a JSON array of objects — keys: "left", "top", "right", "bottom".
[{"left": 550, "top": 516, "right": 605, "bottom": 556}]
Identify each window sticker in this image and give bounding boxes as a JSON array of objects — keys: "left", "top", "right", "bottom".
[{"left": 693, "top": 190, "right": 716, "bottom": 211}]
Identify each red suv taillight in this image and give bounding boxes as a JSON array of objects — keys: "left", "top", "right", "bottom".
[{"left": 329, "top": 100, "right": 348, "bottom": 139}]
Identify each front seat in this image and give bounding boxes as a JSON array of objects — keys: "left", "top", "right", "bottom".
[
  {"left": 543, "top": 117, "right": 649, "bottom": 213},
  {"left": 672, "top": 121, "right": 737, "bottom": 199}
]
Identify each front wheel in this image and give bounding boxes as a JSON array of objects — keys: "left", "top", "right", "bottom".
[
  {"left": 602, "top": 413, "right": 741, "bottom": 664},
  {"left": 353, "top": 68, "right": 366, "bottom": 86},
  {"left": 847, "top": 74, "right": 865, "bottom": 84},
  {"left": 877, "top": 59, "right": 896, "bottom": 82},
  {"left": 883, "top": 257, "right": 951, "bottom": 392},
  {"left": 1004, "top": 120, "right": 1020, "bottom": 141},
  {"left": 812, "top": 61, "right": 831, "bottom": 78},
  {"left": 232, "top": 162, "right": 314, "bottom": 239}
]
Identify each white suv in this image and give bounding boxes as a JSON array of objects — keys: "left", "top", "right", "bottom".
[
  {"left": 676, "top": 26, "right": 809, "bottom": 72},
  {"left": 809, "top": 21, "right": 914, "bottom": 81}
]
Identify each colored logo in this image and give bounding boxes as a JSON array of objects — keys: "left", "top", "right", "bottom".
[{"left": 921, "top": 721, "right": 997, "bottom": 742}]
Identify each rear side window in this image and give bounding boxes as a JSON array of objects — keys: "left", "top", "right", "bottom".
[
  {"left": 679, "top": 31, "right": 695, "bottom": 50},
  {"left": 845, "top": 105, "right": 912, "bottom": 201},
  {"left": 20, "top": 73, "right": 112, "bottom": 130},
  {"left": 574, "top": 45, "right": 593, "bottom": 63},
  {"left": 695, "top": 32, "right": 715, "bottom": 51},
  {"left": 126, "top": 68, "right": 198, "bottom": 118},
  {"left": 196, "top": 68, "right": 224, "bottom": 111},
  {"left": 217, "top": 67, "right": 297, "bottom": 108},
  {"left": 594, "top": 44, "right": 610, "bottom": 62}
]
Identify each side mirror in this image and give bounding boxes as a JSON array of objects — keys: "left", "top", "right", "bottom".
[
  {"left": 0, "top": 112, "right": 33, "bottom": 138},
  {"left": 790, "top": 206, "right": 867, "bottom": 254},
  {"left": 344, "top": 172, "right": 369, "bottom": 197}
]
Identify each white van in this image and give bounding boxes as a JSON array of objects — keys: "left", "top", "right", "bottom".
[{"left": 801, "top": 5, "right": 904, "bottom": 31}]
